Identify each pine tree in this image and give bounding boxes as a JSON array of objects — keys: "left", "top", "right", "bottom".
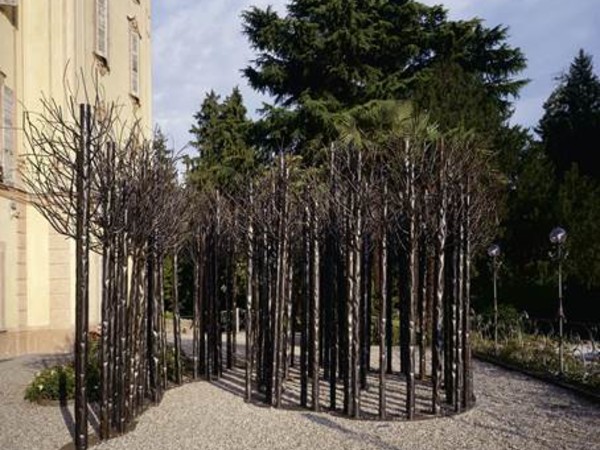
[
  {"left": 538, "top": 49, "right": 600, "bottom": 179},
  {"left": 190, "top": 91, "right": 224, "bottom": 164},
  {"left": 242, "top": 0, "right": 526, "bottom": 152},
  {"left": 188, "top": 88, "right": 254, "bottom": 189}
]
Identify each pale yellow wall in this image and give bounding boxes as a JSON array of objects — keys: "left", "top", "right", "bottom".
[
  {"left": 0, "top": 196, "right": 17, "bottom": 330},
  {"left": 0, "top": 189, "right": 27, "bottom": 331},
  {"left": 25, "top": 204, "right": 49, "bottom": 327},
  {"left": 0, "top": 0, "right": 152, "bottom": 352}
]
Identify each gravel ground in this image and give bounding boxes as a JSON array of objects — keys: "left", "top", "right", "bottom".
[{"left": 1, "top": 348, "right": 599, "bottom": 450}]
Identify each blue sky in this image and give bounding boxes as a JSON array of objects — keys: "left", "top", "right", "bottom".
[{"left": 152, "top": 0, "right": 600, "bottom": 151}]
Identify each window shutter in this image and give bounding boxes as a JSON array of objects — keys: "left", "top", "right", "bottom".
[
  {"left": 96, "top": 0, "right": 108, "bottom": 58},
  {"left": 3, "top": 86, "right": 14, "bottom": 184},
  {"left": 131, "top": 30, "right": 140, "bottom": 97},
  {"left": 0, "top": 79, "right": 3, "bottom": 182}
]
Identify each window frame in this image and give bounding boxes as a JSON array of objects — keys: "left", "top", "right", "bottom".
[
  {"left": 0, "top": 241, "right": 5, "bottom": 332},
  {"left": 129, "top": 25, "right": 141, "bottom": 100},
  {"left": 95, "top": 0, "right": 109, "bottom": 63},
  {"left": 0, "top": 72, "right": 4, "bottom": 184},
  {"left": 2, "top": 83, "right": 15, "bottom": 186}
]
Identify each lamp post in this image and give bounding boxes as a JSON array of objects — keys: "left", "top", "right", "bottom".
[
  {"left": 487, "top": 244, "right": 501, "bottom": 355},
  {"left": 549, "top": 227, "right": 567, "bottom": 375}
]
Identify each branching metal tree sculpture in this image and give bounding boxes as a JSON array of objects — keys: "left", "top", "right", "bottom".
[
  {"left": 24, "top": 94, "right": 495, "bottom": 450},
  {"left": 23, "top": 82, "right": 189, "bottom": 449}
]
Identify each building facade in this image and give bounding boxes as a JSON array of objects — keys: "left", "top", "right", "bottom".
[{"left": 0, "top": 0, "right": 152, "bottom": 357}]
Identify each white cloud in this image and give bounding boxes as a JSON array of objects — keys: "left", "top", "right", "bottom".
[{"left": 152, "top": 0, "right": 287, "bottom": 151}]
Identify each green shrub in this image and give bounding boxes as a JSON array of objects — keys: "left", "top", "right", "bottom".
[
  {"left": 25, "top": 365, "right": 75, "bottom": 403},
  {"left": 370, "top": 316, "right": 401, "bottom": 346},
  {"left": 165, "top": 344, "right": 195, "bottom": 382},
  {"left": 25, "top": 338, "right": 101, "bottom": 403},
  {"left": 474, "top": 304, "right": 527, "bottom": 342}
]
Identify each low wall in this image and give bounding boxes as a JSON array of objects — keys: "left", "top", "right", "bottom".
[{"left": 0, "top": 329, "right": 73, "bottom": 358}]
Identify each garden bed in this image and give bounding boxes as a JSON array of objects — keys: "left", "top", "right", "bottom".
[{"left": 474, "top": 351, "right": 600, "bottom": 404}]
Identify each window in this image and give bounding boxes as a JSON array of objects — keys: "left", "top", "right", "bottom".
[
  {"left": 95, "top": 0, "right": 109, "bottom": 60},
  {"left": 130, "top": 27, "right": 140, "bottom": 98},
  {"left": 0, "top": 242, "right": 5, "bottom": 332},
  {"left": 2, "top": 85, "right": 15, "bottom": 185},
  {"left": 0, "top": 73, "right": 3, "bottom": 183}
]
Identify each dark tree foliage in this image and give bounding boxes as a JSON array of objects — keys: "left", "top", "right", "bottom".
[
  {"left": 538, "top": 49, "right": 600, "bottom": 179},
  {"left": 485, "top": 144, "right": 557, "bottom": 317},
  {"left": 188, "top": 87, "right": 255, "bottom": 190},
  {"left": 242, "top": 0, "right": 526, "bottom": 152},
  {"left": 483, "top": 50, "right": 600, "bottom": 323},
  {"left": 557, "top": 167, "right": 600, "bottom": 290}
]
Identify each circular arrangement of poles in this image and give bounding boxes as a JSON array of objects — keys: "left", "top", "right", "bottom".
[
  {"left": 188, "top": 117, "right": 494, "bottom": 421},
  {"left": 24, "top": 99, "right": 494, "bottom": 449}
]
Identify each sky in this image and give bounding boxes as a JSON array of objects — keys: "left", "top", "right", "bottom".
[{"left": 152, "top": 0, "right": 600, "bottom": 152}]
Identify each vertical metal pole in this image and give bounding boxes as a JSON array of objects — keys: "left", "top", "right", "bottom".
[
  {"left": 300, "top": 205, "right": 309, "bottom": 408},
  {"left": 100, "top": 141, "right": 113, "bottom": 440},
  {"left": 406, "top": 142, "right": 416, "bottom": 420},
  {"left": 432, "top": 145, "right": 447, "bottom": 416},
  {"left": 245, "top": 184, "right": 254, "bottom": 402},
  {"left": 312, "top": 199, "right": 321, "bottom": 412},
  {"left": 558, "top": 251, "right": 564, "bottom": 375},
  {"left": 192, "top": 240, "right": 200, "bottom": 380},
  {"left": 493, "top": 259, "right": 498, "bottom": 356},
  {"left": 379, "top": 183, "right": 388, "bottom": 419},
  {"left": 173, "top": 252, "right": 182, "bottom": 385},
  {"left": 75, "top": 103, "right": 91, "bottom": 450}
]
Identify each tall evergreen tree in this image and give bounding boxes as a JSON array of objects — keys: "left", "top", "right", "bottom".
[
  {"left": 188, "top": 88, "right": 255, "bottom": 189},
  {"left": 242, "top": 0, "right": 526, "bottom": 152},
  {"left": 538, "top": 49, "right": 600, "bottom": 179},
  {"left": 190, "top": 90, "right": 224, "bottom": 164}
]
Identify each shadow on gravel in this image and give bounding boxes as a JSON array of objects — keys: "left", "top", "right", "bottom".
[
  {"left": 204, "top": 342, "right": 450, "bottom": 421},
  {"left": 58, "top": 395, "right": 101, "bottom": 442},
  {"left": 60, "top": 403, "right": 75, "bottom": 440}
]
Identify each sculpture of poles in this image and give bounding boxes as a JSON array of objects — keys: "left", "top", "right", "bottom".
[
  {"left": 228, "top": 113, "right": 492, "bottom": 419},
  {"left": 24, "top": 97, "right": 496, "bottom": 440},
  {"left": 23, "top": 85, "right": 190, "bottom": 447}
]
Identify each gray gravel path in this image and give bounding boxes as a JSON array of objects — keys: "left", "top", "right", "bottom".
[{"left": 1, "top": 351, "right": 599, "bottom": 450}]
